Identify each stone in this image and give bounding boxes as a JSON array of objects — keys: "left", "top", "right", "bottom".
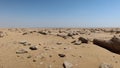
[
  {"left": 22, "top": 32, "right": 28, "bottom": 35},
  {"left": 63, "top": 61, "right": 73, "bottom": 68},
  {"left": 78, "top": 37, "right": 88, "bottom": 43},
  {"left": 27, "top": 55, "right": 32, "bottom": 58},
  {"left": 71, "top": 40, "right": 82, "bottom": 45},
  {"left": 38, "top": 31, "right": 48, "bottom": 35},
  {"left": 58, "top": 54, "right": 66, "bottom": 57},
  {"left": 67, "top": 32, "right": 78, "bottom": 37},
  {"left": 99, "top": 63, "right": 113, "bottom": 68},
  {"left": 16, "top": 49, "right": 28, "bottom": 54},
  {"left": 0, "top": 31, "right": 6, "bottom": 38},
  {"left": 57, "top": 33, "right": 68, "bottom": 39},
  {"left": 93, "top": 36, "right": 120, "bottom": 54},
  {"left": 29, "top": 46, "right": 37, "bottom": 50},
  {"left": 74, "top": 40, "right": 81, "bottom": 45},
  {"left": 33, "top": 59, "right": 36, "bottom": 62},
  {"left": 56, "top": 42, "right": 62, "bottom": 45},
  {"left": 19, "top": 41, "right": 27, "bottom": 44}
]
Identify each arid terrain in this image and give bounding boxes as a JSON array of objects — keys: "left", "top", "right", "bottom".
[{"left": 0, "top": 28, "right": 120, "bottom": 68}]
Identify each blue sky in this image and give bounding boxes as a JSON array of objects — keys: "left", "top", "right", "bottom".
[{"left": 0, "top": 0, "right": 120, "bottom": 27}]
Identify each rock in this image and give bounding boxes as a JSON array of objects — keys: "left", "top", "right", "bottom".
[
  {"left": 49, "top": 55, "right": 52, "bottom": 58},
  {"left": 93, "top": 36, "right": 120, "bottom": 54},
  {"left": 58, "top": 54, "right": 66, "bottom": 57},
  {"left": 33, "top": 59, "right": 36, "bottom": 62},
  {"left": 29, "top": 46, "right": 37, "bottom": 50},
  {"left": 56, "top": 42, "right": 62, "bottom": 45},
  {"left": 0, "top": 31, "right": 7, "bottom": 38},
  {"left": 63, "top": 61, "right": 73, "bottom": 68},
  {"left": 110, "top": 36, "right": 120, "bottom": 44},
  {"left": 57, "top": 33, "right": 68, "bottom": 39},
  {"left": 99, "top": 63, "right": 113, "bottom": 68},
  {"left": 22, "top": 32, "right": 28, "bottom": 35},
  {"left": 72, "top": 40, "right": 81, "bottom": 45},
  {"left": 38, "top": 31, "right": 48, "bottom": 35},
  {"left": 67, "top": 32, "right": 78, "bottom": 37},
  {"left": 78, "top": 37, "right": 88, "bottom": 43},
  {"left": 16, "top": 49, "right": 28, "bottom": 54},
  {"left": 19, "top": 41, "right": 27, "bottom": 44},
  {"left": 67, "top": 33, "right": 73, "bottom": 37},
  {"left": 19, "top": 41, "right": 31, "bottom": 46},
  {"left": 74, "top": 41, "right": 81, "bottom": 45}
]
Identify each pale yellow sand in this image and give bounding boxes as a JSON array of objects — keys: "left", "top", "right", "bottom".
[{"left": 0, "top": 28, "right": 119, "bottom": 68}]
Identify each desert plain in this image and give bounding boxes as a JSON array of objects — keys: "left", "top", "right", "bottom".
[{"left": 0, "top": 28, "right": 120, "bottom": 68}]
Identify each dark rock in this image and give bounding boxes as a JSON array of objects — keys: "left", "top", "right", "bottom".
[
  {"left": 33, "top": 59, "right": 36, "bottom": 62},
  {"left": 49, "top": 55, "right": 52, "bottom": 58},
  {"left": 93, "top": 36, "right": 120, "bottom": 54},
  {"left": 29, "top": 46, "right": 37, "bottom": 50},
  {"left": 38, "top": 31, "right": 47, "bottom": 35},
  {"left": 58, "top": 54, "right": 66, "bottom": 57},
  {"left": 78, "top": 37, "right": 88, "bottom": 43},
  {"left": 22, "top": 32, "right": 28, "bottom": 35}
]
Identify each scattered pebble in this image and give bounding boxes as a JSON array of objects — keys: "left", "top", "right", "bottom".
[
  {"left": 58, "top": 54, "right": 66, "bottom": 58},
  {"left": 27, "top": 55, "right": 32, "bottom": 58},
  {"left": 29, "top": 46, "right": 37, "bottom": 50},
  {"left": 33, "top": 59, "right": 36, "bottom": 62},
  {"left": 56, "top": 42, "right": 62, "bottom": 45},
  {"left": 16, "top": 49, "right": 28, "bottom": 54}
]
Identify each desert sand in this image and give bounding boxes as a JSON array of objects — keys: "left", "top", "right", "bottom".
[{"left": 0, "top": 28, "right": 120, "bottom": 68}]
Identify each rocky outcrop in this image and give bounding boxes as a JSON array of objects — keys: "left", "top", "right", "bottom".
[{"left": 93, "top": 36, "right": 120, "bottom": 54}]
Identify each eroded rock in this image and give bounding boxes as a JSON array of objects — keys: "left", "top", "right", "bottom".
[
  {"left": 78, "top": 37, "right": 88, "bottom": 43},
  {"left": 63, "top": 61, "right": 73, "bottom": 68},
  {"left": 93, "top": 36, "right": 120, "bottom": 54},
  {"left": 58, "top": 54, "right": 66, "bottom": 58},
  {"left": 29, "top": 46, "right": 38, "bottom": 50},
  {"left": 16, "top": 49, "right": 28, "bottom": 54},
  {"left": 71, "top": 40, "right": 81, "bottom": 45}
]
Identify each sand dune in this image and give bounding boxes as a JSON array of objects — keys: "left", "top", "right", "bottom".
[{"left": 0, "top": 28, "right": 120, "bottom": 68}]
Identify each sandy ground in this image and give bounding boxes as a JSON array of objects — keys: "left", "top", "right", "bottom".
[{"left": 0, "top": 28, "right": 119, "bottom": 68}]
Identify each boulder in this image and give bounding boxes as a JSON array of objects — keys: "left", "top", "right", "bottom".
[
  {"left": 78, "top": 37, "right": 88, "bottom": 43},
  {"left": 93, "top": 36, "right": 120, "bottom": 54}
]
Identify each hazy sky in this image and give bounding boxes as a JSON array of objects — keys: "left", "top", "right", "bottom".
[{"left": 0, "top": 0, "right": 120, "bottom": 27}]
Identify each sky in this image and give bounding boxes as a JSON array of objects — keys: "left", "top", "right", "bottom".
[{"left": 0, "top": 0, "right": 120, "bottom": 27}]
